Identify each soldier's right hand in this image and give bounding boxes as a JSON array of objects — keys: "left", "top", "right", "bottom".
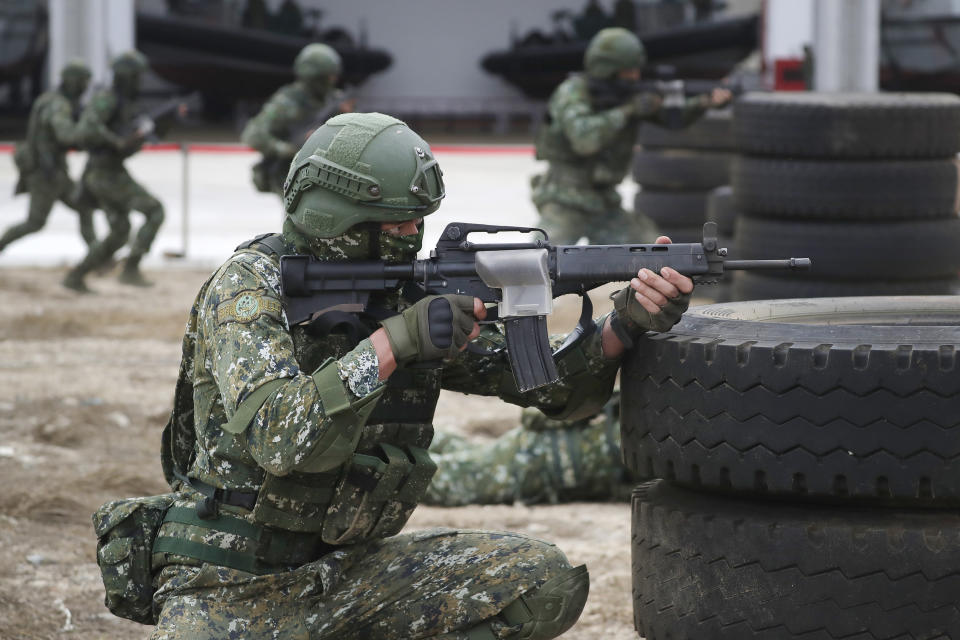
[
  {"left": 381, "top": 295, "right": 483, "bottom": 365},
  {"left": 625, "top": 93, "right": 663, "bottom": 119}
]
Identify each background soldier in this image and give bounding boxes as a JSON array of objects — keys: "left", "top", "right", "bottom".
[
  {"left": 242, "top": 42, "right": 349, "bottom": 196},
  {"left": 0, "top": 61, "right": 96, "bottom": 254},
  {"left": 63, "top": 51, "right": 166, "bottom": 292},
  {"left": 532, "top": 27, "right": 732, "bottom": 245},
  {"left": 425, "top": 396, "right": 631, "bottom": 507},
  {"left": 139, "top": 112, "right": 692, "bottom": 638}
]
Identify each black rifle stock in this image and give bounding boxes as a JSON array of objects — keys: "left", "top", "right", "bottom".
[{"left": 280, "top": 222, "right": 810, "bottom": 392}]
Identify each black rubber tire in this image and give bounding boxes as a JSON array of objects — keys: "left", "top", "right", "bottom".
[
  {"left": 639, "top": 109, "right": 734, "bottom": 151},
  {"left": 635, "top": 189, "right": 708, "bottom": 228},
  {"left": 620, "top": 296, "right": 960, "bottom": 505},
  {"left": 734, "top": 216, "right": 960, "bottom": 280},
  {"left": 734, "top": 91, "right": 960, "bottom": 159},
  {"left": 732, "top": 156, "right": 960, "bottom": 219},
  {"left": 632, "top": 149, "right": 733, "bottom": 190},
  {"left": 632, "top": 480, "right": 960, "bottom": 640},
  {"left": 732, "top": 272, "right": 960, "bottom": 301},
  {"left": 706, "top": 185, "right": 736, "bottom": 235}
]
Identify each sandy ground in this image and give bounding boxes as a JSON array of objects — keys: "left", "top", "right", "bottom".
[{"left": 0, "top": 264, "right": 658, "bottom": 640}]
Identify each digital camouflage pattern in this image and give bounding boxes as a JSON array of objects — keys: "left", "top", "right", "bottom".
[
  {"left": 532, "top": 74, "right": 709, "bottom": 244},
  {"left": 0, "top": 85, "right": 96, "bottom": 252},
  {"left": 93, "top": 493, "right": 177, "bottom": 624},
  {"left": 242, "top": 83, "right": 344, "bottom": 195},
  {"left": 425, "top": 398, "right": 631, "bottom": 507},
  {"left": 150, "top": 216, "right": 619, "bottom": 636},
  {"left": 65, "top": 84, "right": 165, "bottom": 288},
  {"left": 152, "top": 528, "right": 574, "bottom": 639}
]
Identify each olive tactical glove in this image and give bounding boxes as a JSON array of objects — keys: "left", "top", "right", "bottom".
[
  {"left": 609, "top": 285, "right": 690, "bottom": 348},
  {"left": 381, "top": 294, "right": 477, "bottom": 365}
]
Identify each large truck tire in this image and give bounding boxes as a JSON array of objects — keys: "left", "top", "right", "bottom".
[
  {"left": 632, "top": 480, "right": 960, "bottom": 640},
  {"left": 734, "top": 216, "right": 960, "bottom": 280},
  {"left": 620, "top": 297, "right": 960, "bottom": 505},
  {"left": 732, "top": 156, "right": 960, "bottom": 219},
  {"left": 633, "top": 149, "right": 733, "bottom": 190},
  {"left": 734, "top": 92, "right": 960, "bottom": 159},
  {"left": 634, "top": 189, "right": 708, "bottom": 228},
  {"left": 732, "top": 271, "right": 960, "bottom": 301}
]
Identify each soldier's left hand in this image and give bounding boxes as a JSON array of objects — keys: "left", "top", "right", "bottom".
[
  {"left": 612, "top": 236, "right": 694, "bottom": 334},
  {"left": 710, "top": 88, "right": 733, "bottom": 107}
]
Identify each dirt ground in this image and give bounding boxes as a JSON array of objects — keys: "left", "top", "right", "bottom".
[{"left": 0, "top": 265, "right": 685, "bottom": 640}]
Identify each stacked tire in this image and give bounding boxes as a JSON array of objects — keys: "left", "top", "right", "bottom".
[
  {"left": 730, "top": 92, "right": 960, "bottom": 300},
  {"left": 634, "top": 109, "right": 735, "bottom": 243},
  {"left": 621, "top": 296, "right": 960, "bottom": 639}
]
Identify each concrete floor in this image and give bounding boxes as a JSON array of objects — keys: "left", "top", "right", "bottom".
[{"left": 0, "top": 144, "right": 637, "bottom": 269}]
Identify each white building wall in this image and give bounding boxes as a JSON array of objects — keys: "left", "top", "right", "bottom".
[{"left": 48, "top": 0, "right": 134, "bottom": 87}]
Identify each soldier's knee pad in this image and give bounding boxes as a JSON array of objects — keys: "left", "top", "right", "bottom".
[{"left": 502, "top": 564, "right": 590, "bottom": 640}]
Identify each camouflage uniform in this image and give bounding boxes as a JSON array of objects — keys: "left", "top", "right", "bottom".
[
  {"left": 0, "top": 62, "right": 96, "bottom": 252},
  {"left": 425, "top": 398, "right": 632, "bottom": 507},
  {"left": 148, "top": 114, "right": 621, "bottom": 638},
  {"left": 65, "top": 51, "right": 165, "bottom": 290},
  {"left": 242, "top": 43, "right": 345, "bottom": 196},
  {"left": 532, "top": 29, "right": 712, "bottom": 245}
]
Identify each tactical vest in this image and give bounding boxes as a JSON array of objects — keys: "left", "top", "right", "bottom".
[{"left": 157, "top": 234, "right": 439, "bottom": 574}]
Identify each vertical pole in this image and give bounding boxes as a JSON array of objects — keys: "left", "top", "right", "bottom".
[
  {"left": 181, "top": 142, "right": 189, "bottom": 258},
  {"left": 813, "top": 0, "right": 880, "bottom": 92}
]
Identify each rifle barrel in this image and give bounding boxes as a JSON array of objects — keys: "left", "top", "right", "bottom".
[{"left": 725, "top": 258, "right": 811, "bottom": 270}]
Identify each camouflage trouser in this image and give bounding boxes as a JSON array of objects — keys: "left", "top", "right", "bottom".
[
  {"left": 152, "top": 527, "right": 574, "bottom": 639},
  {"left": 73, "top": 163, "right": 164, "bottom": 273},
  {"left": 536, "top": 201, "right": 659, "bottom": 246},
  {"left": 424, "top": 408, "right": 629, "bottom": 506},
  {"left": 0, "top": 169, "right": 95, "bottom": 250}
]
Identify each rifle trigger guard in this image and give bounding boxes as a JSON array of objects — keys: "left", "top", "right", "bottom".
[{"left": 553, "top": 291, "right": 594, "bottom": 360}]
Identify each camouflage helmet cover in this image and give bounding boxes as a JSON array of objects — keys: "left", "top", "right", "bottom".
[
  {"left": 584, "top": 28, "right": 646, "bottom": 78},
  {"left": 294, "top": 43, "right": 342, "bottom": 80},
  {"left": 112, "top": 50, "right": 148, "bottom": 74},
  {"left": 61, "top": 59, "right": 92, "bottom": 80},
  {"left": 284, "top": 112, "right": 445, "bottom": 239}
]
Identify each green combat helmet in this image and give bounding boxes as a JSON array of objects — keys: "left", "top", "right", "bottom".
[
  {"left": 294, "top": 43, "right": 342, "bottom": 97},
  {"left": 584, "top": 27, "right": 646, "bottom": 78},
  {"left": 112, "top": 50, "right": 148, "bottom": 97},
  {"left": 284, "top": 112, "right": 444, "bottom": 240},
  {"left": 60, "top": 59, "right": 92, "bottom": 100}
]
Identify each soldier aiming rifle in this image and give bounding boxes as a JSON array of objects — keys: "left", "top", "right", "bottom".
[
  {"left": 532, "top": 27, "right": 733, "bottom": 245},
  {"left": 242, "top": 42, "right": 356, "bottom": 197}
]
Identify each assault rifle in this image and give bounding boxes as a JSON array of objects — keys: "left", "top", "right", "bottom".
[
  {"left": 588, "top": 76, "right": 743, "bottom": 127},
  {"left": 280, "top": 222, "right": 810, "bottom": 392},
  {"left": 119, "top": 92, "right": 201, "bottom": 140}
]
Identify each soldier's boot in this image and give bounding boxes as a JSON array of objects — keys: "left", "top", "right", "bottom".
[
  {"left": 117, "top": 255, "right": 153, "bottom": 287},
  {"left": 456, "top": 565, "right": 590, "bottom": 640},
  {"left": 62, "top": 267, "right": 93, "bottom": 294},
  {"left": 93, "top": 256, "right": 118, "bottom": 276}
]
